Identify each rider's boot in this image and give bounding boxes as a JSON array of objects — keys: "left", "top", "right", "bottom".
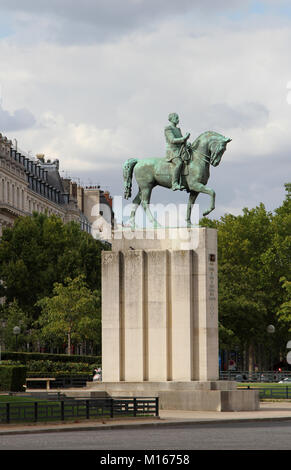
[
  {"left": 172, "top": 181, "right": 182, "bottom": 191},
  {"left": 172, "top": 161, "right": 186, "bottom": 191}
]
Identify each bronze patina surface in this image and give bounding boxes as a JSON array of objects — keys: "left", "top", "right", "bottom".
[{"left": 123, "top": 113, "right": 231, "bottom": 228}]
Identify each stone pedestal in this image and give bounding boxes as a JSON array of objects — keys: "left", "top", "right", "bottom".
[
  {"left": 86, "top": 380, "right": 259, "bottom": 411},
  {"left": 102, "top": 227, "right": 218, "bottom": 383},
  {"left": 93, "top": 227, "right": 259, "bottom": 411}
]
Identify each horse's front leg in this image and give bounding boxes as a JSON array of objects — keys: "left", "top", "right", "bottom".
[
  {"left": 189, "top": 183, "right": 216, "bottom": 217},
  {"left": 186, "top": 191, "right": 199, "bottom": 227},
  {"left": 202, "top": 186, "right": 216, "bottom": 216}
]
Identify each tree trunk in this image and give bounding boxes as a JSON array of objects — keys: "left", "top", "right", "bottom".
[
  {"left": 248, "top": 343, "right": 254, "bottom": 373},
  {"left": 67, "top": 330, "right": 71, "bottom": 355}
]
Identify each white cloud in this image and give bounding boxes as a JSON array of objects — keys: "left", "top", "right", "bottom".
[
  {"left": 0, "top": 0, "right": 250, "bottom": 44},
  {"left": 11, "top": 112, "right": 132, "bottom": 171},
  {"left": 0, "top": 1, "right": 290, "bottom": 218},
  {"left": 0, "top": 105, "right": 36, "bottom": 131}
]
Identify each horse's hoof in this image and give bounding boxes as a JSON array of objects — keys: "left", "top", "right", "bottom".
[
  {"left": 153, "top": 222, "right": 162, "bottom": 229},
  {"left": 187, "top": 222, "right": 198, "bottom": 228},
  {"left": 203, "top": 209, "right": 213, "bottom": 217}
]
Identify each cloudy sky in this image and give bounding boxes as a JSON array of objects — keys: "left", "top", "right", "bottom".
[{"left": 0, "top": 0, "right": 290, "bottom": 221}]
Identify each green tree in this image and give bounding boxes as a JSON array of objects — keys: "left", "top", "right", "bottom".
[
  {"left": 0, "top": 299, "right": 30, "bottom": 351},
  {"left": 201, "top": 192, "right": 290, "bottom": 371},
  {"left": 261, "top": 183, "right": 291, "bottom": 303},
  {"left": 0, "top": 213, "right": 106, "bottom": 320},
  {"left": 276, "top": 278, "right": 291, "bottom": 332},
  {"left": 36, "top": 275, "right": 101, "bottom": 355}
]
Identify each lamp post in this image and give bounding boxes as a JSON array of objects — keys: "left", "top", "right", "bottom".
[
  {"left": 287, "top": 340, "right": 291, "bottom": 366},
  {"left": 267, "top": 324, "right": 275, "bottom": 334},
  {"left": 267, "top": 324, "right": 275, "bottom": 375},
  {"left": 13, "top": 326, "right": 20, "bottom": 351},
  {"left": 0, "top": 320, "right": 6, "bottom": 364}
]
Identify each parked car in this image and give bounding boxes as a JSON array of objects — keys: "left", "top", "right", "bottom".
[
  {"left": 278, "top": 378, "right": 291, "bottom": 383},
  {"left": 235, "top": 374, "right": 248, "bottom": 382}
]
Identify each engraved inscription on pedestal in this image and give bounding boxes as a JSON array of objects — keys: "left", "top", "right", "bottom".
[{"left": 208, "top": 254, "right": 217, "bottom": 317}]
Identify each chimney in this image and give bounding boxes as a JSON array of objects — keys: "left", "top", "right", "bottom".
[{"left": 36, "top": 154, "right": 45, "bottom": 163}]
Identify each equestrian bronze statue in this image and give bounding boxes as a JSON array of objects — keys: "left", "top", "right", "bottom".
[{"left": 123, "top": 113, "right": 231, "bottom": 228}]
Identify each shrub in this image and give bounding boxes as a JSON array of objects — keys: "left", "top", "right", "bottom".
[
  {"left": 23, "top": 360, "right": 98, "bottom": 375},
  {"left": 0, "top": 357, "right": 101, "bottom": 378},
  {"left": 0, "top": 365, "right": 27, "bottom": 392},
  {"left": 1, "top": 352, "right": 101, "bottom": 365}
]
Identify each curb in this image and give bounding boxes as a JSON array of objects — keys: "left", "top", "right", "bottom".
[{"left": 2, "top": 414, "right": 291, "bottom": 435}]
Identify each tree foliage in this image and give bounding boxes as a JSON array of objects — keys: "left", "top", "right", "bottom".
[
  {"left": 36, "top": 275, "right": 101, "bottom": 354},
  {"left": 0, "top": 213, "right": 106, "bottom": 319},
  {"left": 0, "top": 213, "right": 106, "bottom": 354},
  {"left": 201, "top": 183, "right": 291, "bottom": 368},
  {"left": 276, "top": 278, "right": 291, "bottom": 332},
  {"left": 0, "top": 299, "right": 30, "bottom": 351}
]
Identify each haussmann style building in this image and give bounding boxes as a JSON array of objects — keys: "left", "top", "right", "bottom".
[{"left": 0, "top": 132, "right": 113, "bottom": 239}]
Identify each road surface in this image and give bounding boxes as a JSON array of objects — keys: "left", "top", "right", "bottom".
[{"left": 1, "top": 420, "right": 291, "bottom": 450}]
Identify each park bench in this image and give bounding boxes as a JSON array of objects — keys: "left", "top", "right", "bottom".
[{"left": 26, "top": 377, "right": 56, "bottom": 391}]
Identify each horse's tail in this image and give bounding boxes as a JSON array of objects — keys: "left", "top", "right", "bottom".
[{"left": 123, "top": 158, "right": 138, "bottom": 199}]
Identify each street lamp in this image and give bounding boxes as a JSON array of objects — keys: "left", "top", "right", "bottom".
[
  {"left": 13, "top": 326, "right": 20, "bottom": 351},
  {"left": 267, "top": 324, "right": 275, "bottom": 373},
  {"left": 0, "top": 320, "right": 6, "bottom": 364},
  {"left": 267, "top": 324, "right": 275, "bottom": 334},
  {"left": 287, "top": 340, "right": 291, "bottom": 366}
]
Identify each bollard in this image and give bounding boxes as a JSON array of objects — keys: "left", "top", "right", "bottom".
[
  {"left": 110, "top": 398, "right": 114, "bottom": 418},
  {"left": 6, "top": 403, "right": 10, "bottom": 424},
  {"left": 86, "top": 400, "right": 90, "bottom": 419},
  {"left": 133, "top": 398, "right": 137, "bottom": 417},
  {"left": 155, "top": 397, "right": 159, "bottom": 417},
  {"left": 34, "top": 402, "right": 38, "bottom": 423},
  {"left": 61, "top": 400, "right": 65, "bottom": 421}
]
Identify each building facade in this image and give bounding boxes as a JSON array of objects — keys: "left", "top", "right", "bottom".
[
  {"left": 77, "top": 185, "right": 114, "bottom": 240},
  {"left": 0, "top": 132, "right": 113, "bottom": 239}
]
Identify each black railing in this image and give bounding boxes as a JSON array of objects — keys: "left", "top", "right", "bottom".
[
  {"left": 220, "top": 371, "right": 291, "bottom": 382},
  {"left": 238, "top": 386, "right": 291, "bottom": 399},
  {"left": 0, "top": 397, "right": 159, "bottom": 424},
  {"left": 258, "top": 387, "right": 291, "bottom": 400}
]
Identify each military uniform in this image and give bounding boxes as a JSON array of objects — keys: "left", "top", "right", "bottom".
[
  {"left": 164, "top": 124, "right": 187, "bottom": 161},
  {"left": 164, "top": 123, "right": 188, "bottom": 190}
]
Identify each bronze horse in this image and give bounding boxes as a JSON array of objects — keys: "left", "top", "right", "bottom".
[{"left": 123, "top": 131, "right": 231, "bottom": 228}]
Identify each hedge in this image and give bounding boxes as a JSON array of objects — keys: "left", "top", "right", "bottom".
[
  {"left": 1, "top": 352, "right": 101, "bottom": 365},
  {"left": 0, "top": 365, "right": 27, "bottom": 392},
  {"left": 25, "top": 360, "right": 98, "bottom": 373}
]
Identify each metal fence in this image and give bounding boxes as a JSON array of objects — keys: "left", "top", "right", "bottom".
[
  {"left": 258, "top": 387, "right": 291, "bottom": 400},
  {"left": 239, "top": 386, "right": 291, "bottom": 400},
  {"left": 220, "top": 371, "right": 291, "bottom": 382},
  {"left": 0, "top": 397, "right": 159, "bottom": 424}
]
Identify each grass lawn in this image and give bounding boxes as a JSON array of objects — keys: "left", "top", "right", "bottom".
[
  {"left": 237, "top": 382, "right": 291, "bottom": 400},
  {"left": 0, "top": 394, "right": 61, "bottom": 406},
  {"left": 238, "top": 382, "right": 291, "bottom": 387},
  {"left": 0, "top": 395, "right": 51, "bottom": 403}
]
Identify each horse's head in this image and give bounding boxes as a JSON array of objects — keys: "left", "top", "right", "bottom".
[
  {"left": 209, "top": 134, "right": 232, "bottom": 167},
  {"left": 191, "top": 131, "right": 231, "bottom": 167}
]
